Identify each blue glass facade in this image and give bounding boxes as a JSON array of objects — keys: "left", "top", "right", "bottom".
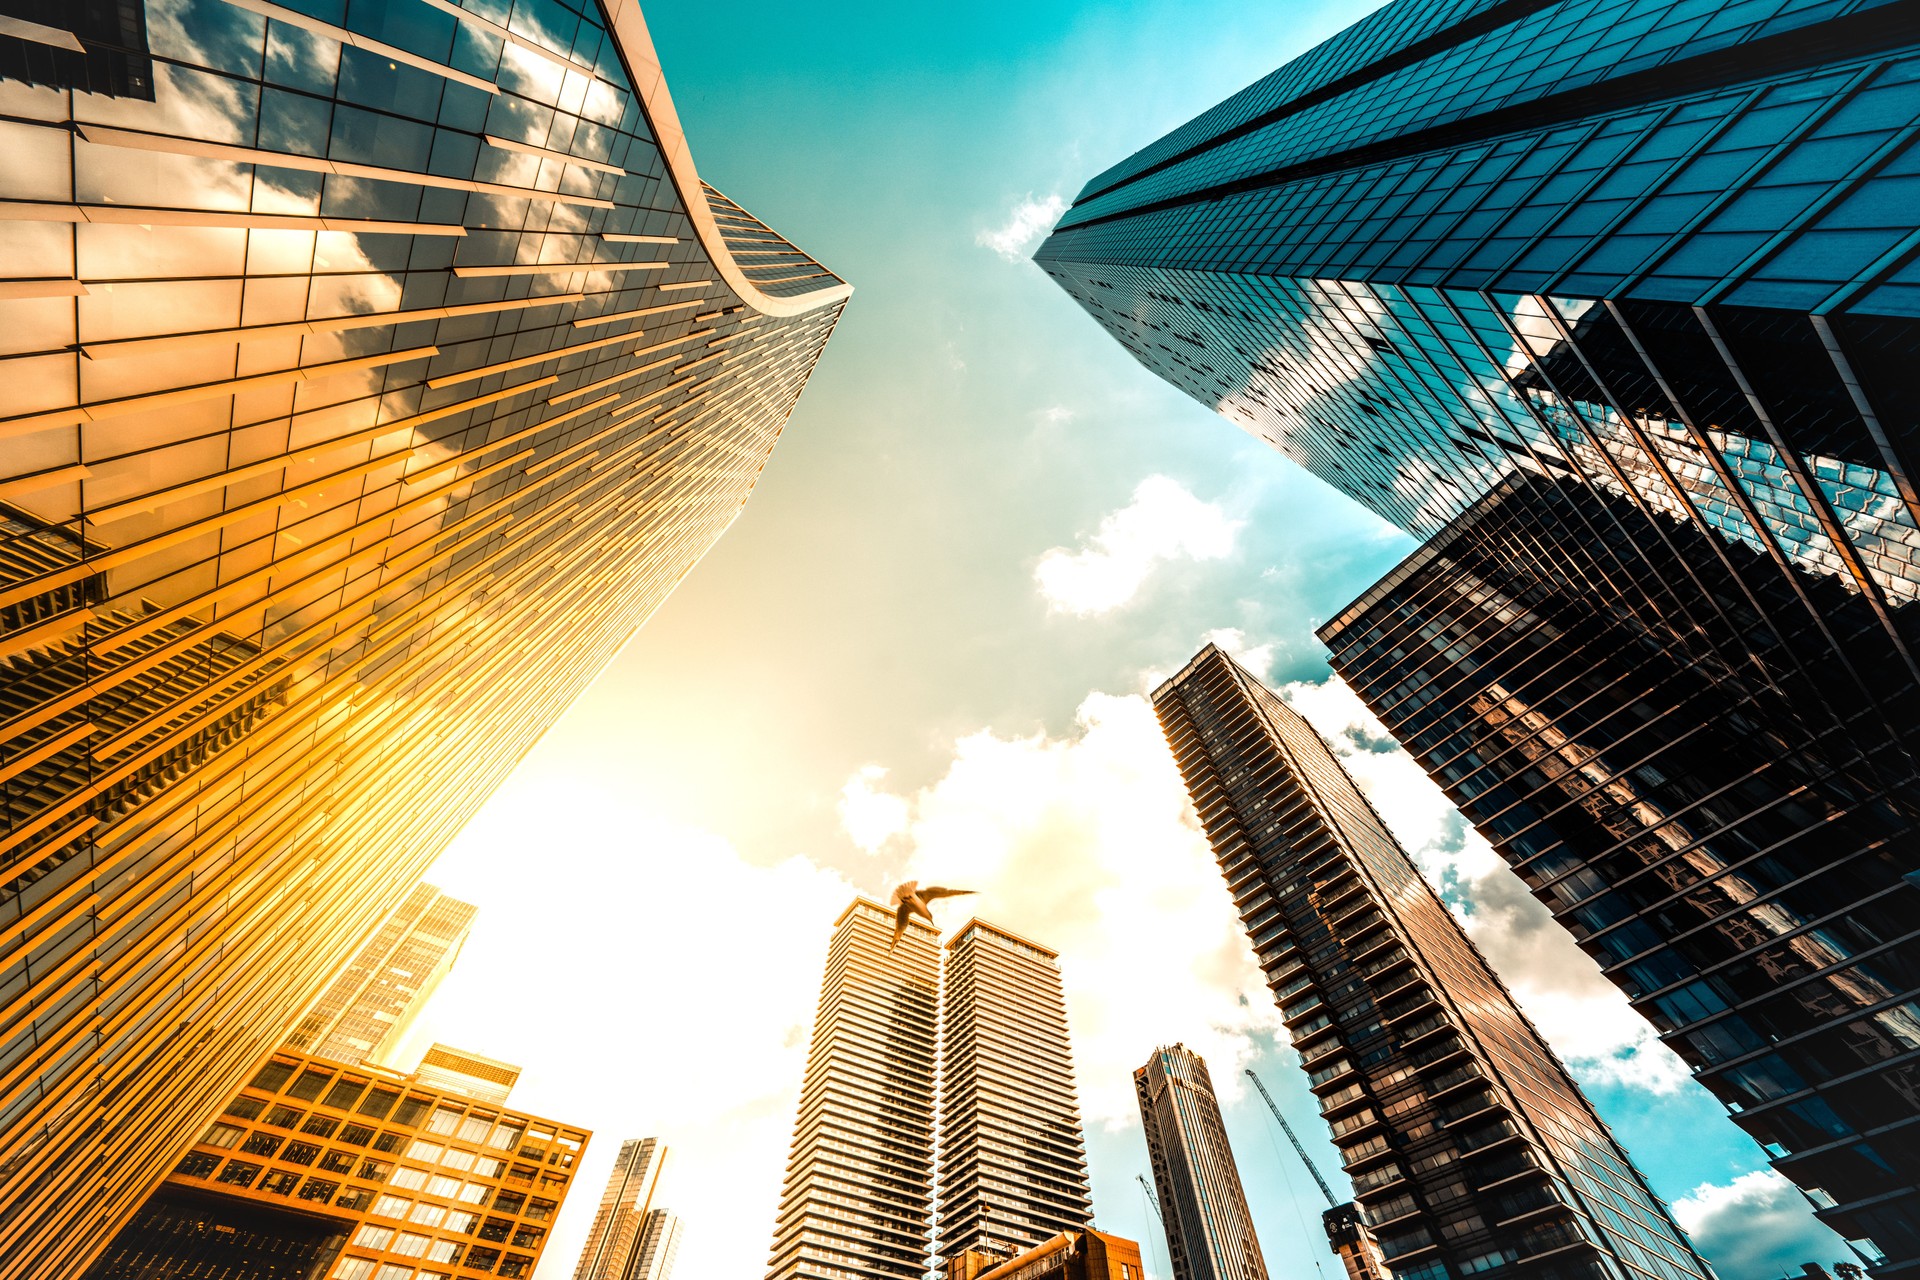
[
  {"left": 1039, "top": 1, "right": 1920, "bottom": 1276},
  {"left": 0, "top": 0, "right": 847, "bottom": 1275}
]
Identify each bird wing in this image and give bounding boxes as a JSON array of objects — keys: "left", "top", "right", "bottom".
[
  {"left": 890, "top": 902, "right": 912, "bottom": 948},
  {"left": 920, "top": 887, "right": 974, "bottom": 900}
]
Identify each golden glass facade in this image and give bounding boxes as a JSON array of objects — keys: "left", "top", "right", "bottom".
[
  {"left": 0, "top": 1, "right": 848, "bottom": 1275},
  {"left": 82, "top": 1046, "right": 588, "bottom": 1280},
  {"left": 289, "top": 884, "right": 477, "bottom": 1066}
]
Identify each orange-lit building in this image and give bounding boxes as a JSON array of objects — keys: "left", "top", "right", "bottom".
[
  {"left": 0, "top": 0, "right": 847, "bottom": 1272},
  {"left": 81, "top": 1047, "right": 588, "bottom": 1280},
  {"left": 944, "top": 1229, "right": 1145, "bottom": 1280}
]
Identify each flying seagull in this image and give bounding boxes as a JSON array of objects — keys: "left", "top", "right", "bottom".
[{"left": 889, "top": 880, "right": 973, "bottom": 947}]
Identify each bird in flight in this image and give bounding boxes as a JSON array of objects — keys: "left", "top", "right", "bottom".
[{"left": 889, "top": 881, "right": 973, "bottom": 947}]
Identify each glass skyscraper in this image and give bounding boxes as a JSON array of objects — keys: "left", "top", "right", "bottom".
[
  {"left": 936, "top": 919, "right": 1094, "bottom": 1263},
  {"left": 1040, "top": 2, "right": 1920, "bottom": 1274},
  {"left": 629, "top": 1206, "right": 684, "bottom": 1280},
  {"left": 0, "top": 0, "right": 846, "bottom": 1274},
  {"left": 288, "top": 883, "right": 478, "bottom": 1066},
  {"left": 766, "top": 899, "right": 941, "bottom": 1280},
  {"left": 574, "top": 1137, "right": 668, "bottom": 1280},
  {"left": 1134, "top": 1044, "right": 1270, "bottom": 1280},
  {"left": 1153, "top": 645, "right": 1714, "bottom": 1280},
  {"left": 1319, "top": 475, "right": 1920, "bottom": 1270}
]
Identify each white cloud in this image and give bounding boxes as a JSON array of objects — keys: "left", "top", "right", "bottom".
[
  {"left": 836, "top": 692, "right": 1280, "bottom": 1123},
  {"left": 1035, "top": 476, "right": 1243, "bottom": 616},
  {"left": 838, "top": 764, "right": 910, "bottom": 854},
  {"left": 1674, "top": 1170, "right": 1846, "bottom": 1279},
  {"left": 416, "top": 779, "right": 857, "bottom": 1280},
  {"left": 977, "top": 192, "right": 1068, "bottom": 262},
  {"left": 1278, "top": 676, "right": 1693, "bottom": 1093},
  {"left": 1202, "top": 627, "right": 1275, "bottom": 680},
  {"left": 1035, "top": 405, "right": 1077, "bottom": 427}
]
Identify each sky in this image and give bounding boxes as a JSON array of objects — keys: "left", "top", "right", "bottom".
[{"left": 400, "top": 2, "right": 1850, "bottom": 1277}]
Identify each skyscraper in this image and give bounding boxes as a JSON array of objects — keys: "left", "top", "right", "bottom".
[
  {"left": 288, "top": 883, "right": 478, "bottom": 1065},
  {"left": 1318, "top": 475, "right": 1920, "bottom": 1270},
  {"left": 575, "top": 1138, "right": 669, "bottom": 1280},
  {"left": 631, "top": 1206, "right": 685, "bottom": 1280},
  {"left": 1039, "top": 4, "right": 1920, "bottom": 1273},
  {"left": 1153, "top": 645, "right": 1715, "bottom": 1280},
  {"left": 937, "top": 919, "right": 1094, "bottom": 1262},
  {"left": 765, "top": 899, "right": 941, "bottom": 1280},
  {"left": 1032, "top": 0, "right": 1919, "bottom": 818},
  {"left": 1134, "top": 1044, "right": 1269, "bottom": 1280},
  {"left": 0, "top": 1, "right": 847, "bottom": 1274},
  {"left": 80, "top": 1045, "right": 588, "bottom": 1280}
]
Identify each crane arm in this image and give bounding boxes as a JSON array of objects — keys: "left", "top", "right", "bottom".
[
  {"left": 1137, "top": 1174, "right": 1165, "bottom": 1224},
  {"left": 1245, "top": 1068, "right": 1338, "bottom": 1208}
]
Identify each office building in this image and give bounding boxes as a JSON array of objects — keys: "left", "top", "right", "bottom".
[
  {"left": 1134, "top": 1045, "right": 1269, "bottom": 1280},
  {"left": 937, "top": 919, "right": 1094, "bottom": 1262},
  {"left": 288, "top": 884, "right": 478, "bottom": 1066},
  {"left": 631, "top": 1207, "right": 684, "bottom": 1280},
  {"left": 945, "top": 1228, "right": 1145, "bottom": 1280},
  {"left": 1154, "top": 646, "right": 1715, "bottom": 1280},
  {"left": 80, "top": 1046, "right": 588, "bottom": 1280},
  {"left": 1036, "top": 0, "right": 1920, "bottom": 616},
  {"left": 575, "top": 1137, "right": 669, "bottom": 1280},
  {"left": 0, "top": 0, "right": 848, "bottom": 1272},
  {"left": 1041, "top": 2, "right": 1920, "bottom": 1271},
  {"left": 1319, "top": 475, "right": 1920, "bottom": 1270},
  {"left": 765, "top": 899, "right": 941, "bottom": 1280},
  {"left": 411, "top": 1044, "right": 521, "bottom": 1106}
]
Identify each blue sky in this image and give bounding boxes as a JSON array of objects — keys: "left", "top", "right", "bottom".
[{"left": 411, "top": 3, "right": 1850, "bottom": 1277}]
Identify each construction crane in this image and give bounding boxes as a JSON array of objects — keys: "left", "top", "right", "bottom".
[
  {"left": 1246, "top": 1068, "right": 1337, "bottom": 1208},
  {"left": 1137, "top": 1174, "right": 1165, "bottom": 1224}
]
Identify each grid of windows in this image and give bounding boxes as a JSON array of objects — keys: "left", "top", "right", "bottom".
[
  {"left": 81, "top": 1048, "right": 583, "bottom": 1280},
  {"left": 1319, "top": 476, "right": 1920, "bottom": 1267},
  {"left": 765, "top": 901, "right": 940, "bottom": 1280},
  {"left": 0, "top": 1, "right": 847, "bottom": 1275},
  {"left": 936, "top": 922, "right": 1094, "bottom": 1262},
  {"left": 1135, "top": 1045, "right": 1272, "bottom": 1280},
  {"left": 1153, "top": 647, "right": 1714, "bottom": 1280}
]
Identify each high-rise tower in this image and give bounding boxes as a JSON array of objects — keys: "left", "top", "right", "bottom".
[
  {"left": 1134, "top": 1044, "right": 1269, "bottom": 1280},
  {"left": 631, "top": 1207, "right": 685, "bottom": 1280},
  {"left": 1040, "top": 5, "right": 1920, "bottom": 1272},
  {"left": 287, "top": 883, "right": 477, "bottom": 1065},
  {"left": 1153, "top": 646, "right": 1715, "bottom": 1280},
  {"left": 937, "top": 919, "right": 1094, "bottom": 1262},
  {"left": 1318, "top": 476, "right": 1920, "bottom": 1270},
  {"left": 0, "top": 0, "right": 848, "bottom": 1273},
  {"left": 575, "top": 1138, "right": 668, "bottom": 1280},
  {"left": 765, "top": 899, "right": 940, "bottom": 1280}
]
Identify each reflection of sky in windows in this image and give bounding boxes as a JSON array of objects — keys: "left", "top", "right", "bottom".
[{"left": 0, "top": 1, "right": 846, "bottom": 1271}]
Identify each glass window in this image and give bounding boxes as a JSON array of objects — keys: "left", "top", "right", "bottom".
[
  {"left": 358, "top": 1088, "right": 400, "bottom": 1120},
  {"left": 352, "top": 1225, "right": 394, "bottom": 1250},
  {"left": 372, "top": 1194, "right": 410, "bottom": 1219},
  {"left": 250, "top": 1061, "right": 295, "bottom": 1093},
  {"left": 202, "top": 1123, "right": 245, "bottom": 1149},
  {"left": 323, "top": 1078, "right": 368, "bottom": 1111},
  {"left": 426, "top": 1108, "right": 461, "bottom": 1136},
  {"left": 288, "top": 1070, "right": 332, "bottom": 1102}
]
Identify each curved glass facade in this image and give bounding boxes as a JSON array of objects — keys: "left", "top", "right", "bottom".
[{"left": 0, "top": 1, "right": 847, "bottom": 1274}]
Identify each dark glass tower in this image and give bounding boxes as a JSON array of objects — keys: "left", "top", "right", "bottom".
[
  {"left": 1153, "top": 646, "right": 1714, "bottom": 1280},
  {"left": 1041, "top": 4, "right": 1920, "bottom": 1275},
  {"left": 0, "top": 2, "right": 848, "bottom": 1275},
  {"left": 1033, "top": 0, "right": 1920, "bottom": 776},
  {"left": 1134, "top": 1044, "right": 1270, "bottom": 1280},
  {"left": 1319, "top": 475, "right": 1920, "bottom": 1270}
]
